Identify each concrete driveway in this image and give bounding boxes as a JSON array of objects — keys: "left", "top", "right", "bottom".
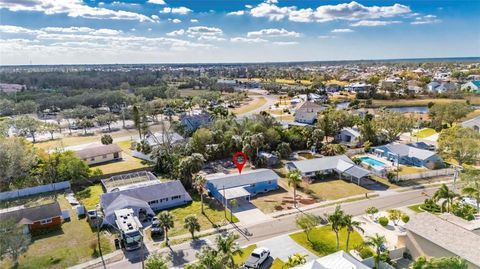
[
  {"left": 255, "top": 234, "right": 317, "bottom": 262},
  {"left": 232, "top": 198, "right": 272, "bottom": 226}
]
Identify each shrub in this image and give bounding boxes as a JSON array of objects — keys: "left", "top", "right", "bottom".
[
  {"left": 100, "top": 134, "right": 113, "bottom": 145},
  {"left": 401, "top": 214, "right": 410, "bottom": 223},
  {"left": 358, "top": 247, "right": 374, "bottom": 259},
  {"left": 378, "top": 216, "right": 389, "bottom": 226}
]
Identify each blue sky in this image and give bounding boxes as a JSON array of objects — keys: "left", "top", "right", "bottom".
[{"left": 0, "top": 0, "right": 479, "bottom": 65}]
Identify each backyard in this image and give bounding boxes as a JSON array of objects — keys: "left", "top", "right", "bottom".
[
  {"left": 93, "top": 141, "right": 150, "bottom": 175},
  {"left": 76, "top": 184, "right": 104, "bottom": 210},
  {"left": 289, "top": 225, "right": 366, "bottom": 257},
  {"left": 0, "top": 195, "right": 114, "bottom": 269},
  {"left": 166, "top": 194, "right": 238, "bottom": 237},
  {"left": 413, "top": 128, "right": 437, "bottom": 138}
]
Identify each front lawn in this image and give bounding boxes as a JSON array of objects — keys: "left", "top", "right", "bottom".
[
  {"left": 166, "top": 194, "right": 238, "bottom": 237},
  {"left": 290, "top": 225, "right": 365, "bottom": 257},
  {"left": 76, "top": 184, "right": 104, "bottom": 210},
  {"left": 397, "top": 166, "right": 428, "bottom": 175},
  {"left": 413, "top": 128, "right": 437, "bottom": 138},
  {"left": 232, "top": 244, "right": 256, "bottom": 267},
  {"left": 0, "top": 195, "right": 114, "bottom": 269},
  {"left": 304, "top": 179, "right": 371, "bottom": 201}
]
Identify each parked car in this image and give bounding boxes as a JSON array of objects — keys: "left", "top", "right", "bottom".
[
  {"left": 150, "top": 220, "right": 163, "bottom": 237},
  {"left": 244, "top": 247, "right": 270, "bottom": 268}
]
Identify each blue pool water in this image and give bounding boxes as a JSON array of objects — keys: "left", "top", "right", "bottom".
[{"left": 360, "top": 156, "right": 386, "bottom": 167}]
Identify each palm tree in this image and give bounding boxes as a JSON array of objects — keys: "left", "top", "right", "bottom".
[
  {"left": 433, "top": 184, "right": 458, "bottom": 213},
  {"left": 191, "top": 245, "right": 224, "bottom": 269},
  {"left": 364, "top": 233, "right": 387, "bottom": 269},
  {"left": 183, "top": 215, "right": 200, "bottom": 240},
  {"left": 284, "top": 253, "right": 308, "bottom": 268},
  {"left": 157, "top": 211, "right": 174, "bottom": 246},
  {"left": 287, "top": 169, "right": 303, "bottom": 208},
  {"left": 193, "top": 174, "right": 207, "bottom": 214},
  {"left": 215, "top": 232, "right": 241, "bottom": 268},
  {"left": 461, "top": 169, "right": 480, "bottom": 211},
  {"left": 343, "top": 214, "right": 364, "bottom": 252},
  {"left": 325, "top": 205, "right": 345, "bottom": 250}
]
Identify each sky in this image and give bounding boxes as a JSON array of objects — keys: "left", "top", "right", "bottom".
[{"left": 0, "top": 0, "right": 479, "bottom": 65}]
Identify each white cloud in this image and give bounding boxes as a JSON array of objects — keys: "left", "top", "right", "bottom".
[
  {"left": 411, "top": 14, "right": 441, "bottom": 25},
  {"left": 42, "top": 27, "right": 93, "bottom": 33},
  {"left": 0, "top": 25, "right": 44, "bottom": 35},
  {"left": 248, "top": 1, "right": 411, "bottom": 23},
  {"left": 331, "top": 28, "right": 354, "bottom": 33},
  {"left": 147, "top": 0, "right": 166, "bottom": 5},
  {"left": 151, "top": 15, "right": 160, "bottom": 21},
  {"left": 186, "top": 26, "right": 223, "bottom": 37},
  {"left": 247, "top": 28, "right": 300, "bottom": 38},
  {"left": 245, "top": 5, "right": 253, "bottom": 9},
  {"left": 171, "top": 18, "right": 182, "bottom": 24},
  {"left": 230, "top": 37, "right": 267, "bottom": 43},
  {"left": 190, "top": 19, "right": 199, "bottom": 23},
  {"left": 0, "top": 0, "right": 154, "bottom": 22},
  {"left": 272, "top": 41, "right": 298, "bottom": 46},
  {"left": 227, "top": 10, "right": 245, "bottom": 16},
  {"left": 350, "top": 20, "right": 401, "bottom": 27},
  {"left": 318, "top": 35, "right": 335, "bottom": 39},
  {"left": 197, "top": 36, "right": 226, "bottom": 42},
  {"left": 166, "top": 29, "right": 185, "bottom": 36},
  {"left": 159, "top": 7, "right": 192, "bottom": 15}
]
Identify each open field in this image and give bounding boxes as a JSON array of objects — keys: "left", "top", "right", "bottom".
[
  {"left": 302, "top": 179, "right": 371, "bottom": 201},
  {"left": 167, "top": 194, "right": 238, "bottom": 237},
  {"left": 0, "top": 195, "right": 114, "bottom": 269},
  {"left": 231, "top": 97, "right": 267, "bottom": 115},
  {"left": 369, "top": 96, "right": 480, "bottom": 108},
  {"left": 290, "top": 225, "right": 366, "bottom": 257},
  {"left": 76, "top": 184, "right": 103, "bottom": 210},
  {"left": 413, "top": 128, "right": 436, "bottom": 138}
]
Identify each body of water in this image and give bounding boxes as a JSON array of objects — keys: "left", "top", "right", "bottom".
[{"left": 336, "top": 102, "right": 480, "bottom": 114}]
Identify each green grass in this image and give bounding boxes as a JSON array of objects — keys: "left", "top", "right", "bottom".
[
  {"left": 166, "top": 194, "right": 239, "bottom": 237},
  {"left": 413, "top": 128, "right": 437, "bottom": 138},
  {"left": 231, "top": 96, "right": 267, "bottom": 114},
  {"left": 76, "top": 184, "right": 104, "bottom": 210},
  {"left": 397, "top": 166, "right": 428, "bottom": 175},
  {"left": 0, "top": 195, "right": 114, "bottom": 269},
  {"left": 232, "top": 244, "right": 256, "bottom": 267},
  {"left": 289, "top": 225, "right": 365, "bottom": 257},
  {"left": 271, "top": 258, "right": 286, "bottom": 269},
  {"left": 304, "top": 179, "right": 371, "bottom": 201},
  {"left": 408, "top": 204, "right": 424, "bottom": 213}
]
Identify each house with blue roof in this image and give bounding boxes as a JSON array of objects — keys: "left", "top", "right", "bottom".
[
  {"left": 461, "top": 80, "right": 480, "bottom": 94},
  {"left": 205, "top": 169, "right": 279, "bottom": 204},
  {"left": 372, "top": 143, "right": 444, "bottom": 169}
]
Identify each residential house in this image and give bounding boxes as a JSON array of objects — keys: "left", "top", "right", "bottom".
[
  {"left": 401, "top": 212, "right": 480, "bottom": 269},
  {"left": 100, "top": 172, "right": 191, "bottom": 225},
  {"left": 371, "top": 143, "right": 444, "bottom": 169},
  {"left": 258, "top": 152, "right": 280, "bottom": 167},
  {"left": 462, "top": 115, "right": 480, "bottom": 133},
  {"left": 461, "top": 80, "right": 480, "bottom": 93},
  {"left": 433, "top": 72, "right": 451, "bottom": 81},
  {"left": 295, "top": 250, "right": 370, "bottom": 269},
  {"left": 0, "top": 202, "right": 62, "bottom": 233},
  {"left": 427, "top": 81, "right": 457, "bottom": 93},
  {"left": 325, "top": 83, "right": 341, "bottom": 93},
  {"left": 205, "top": 169, "right": 279, "bottom": 204},
  {"left": 408, "top": 141, "right": 435, "bottom": 151},
  {"left": 286, "top": 155, "right": 370, "bottom": 185},
  {"left": 75, "top": 144, "right": 122, "bottom": 165},
  {"left": 132, "top": 132, "right": 185, "bottom": 161},
  {"left": 345, "top": 82, "right": 373, "bottom": 94},
  {"left": 336, "top": 127, "right": 362, "bottom": 147},
  {"left": 407, "top": 80, "right": 423, "bottom": 94},
  {"left": 180, "top": 110, "right": 212, "bottom": 132},
  {"left": 294, "top": 101, "right": 326, "bottom": 124}
]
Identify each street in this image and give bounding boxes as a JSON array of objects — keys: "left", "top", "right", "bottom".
[{"left": 103, "top": 186, "right": 436, "bottom": 269}]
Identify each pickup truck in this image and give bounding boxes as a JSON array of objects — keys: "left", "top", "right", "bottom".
[{"left": 243, "top": 247, "right": 270, "bottom": 268}]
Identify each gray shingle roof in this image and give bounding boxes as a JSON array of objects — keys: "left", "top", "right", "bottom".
[
  {"left": 103, "top": 194, "right": 152, "bottom": 218},
  {"left": 75, "top": 144, "right": 122, "bottom": 159},
  {"left": 462, "top": 116, "right": 480, "bottom": 129},
  {"left": 380, "top": 143, "right": 437, "bottom": 160},
  {"left": 405, "top": 212, "right": 480, "bottom": 267},
  {"left": 206, "top": 169, "right": 279, "bottom": 190},
  {"left": 0, "top": 201, "right": 62, "bottom": 223},
  {"left": 100, "top": 180, "right": 191, "bottom": 208}
]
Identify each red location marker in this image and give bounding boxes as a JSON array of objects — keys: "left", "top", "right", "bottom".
[{"left": 233, "top": 152, "right": 247, "bottom": 174}]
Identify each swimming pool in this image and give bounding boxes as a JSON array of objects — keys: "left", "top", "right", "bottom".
[{"left": 359, "top": 156, "right": 387, "bottom": 167}]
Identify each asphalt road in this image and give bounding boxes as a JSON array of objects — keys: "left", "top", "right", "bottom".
[{"left": 103, "top": 187, "right": 436, "bottom": 269}]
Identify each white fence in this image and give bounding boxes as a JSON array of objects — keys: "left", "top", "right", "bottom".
[
  {"left": 0, "top": 181, "right": 71, "bottom": 201},
  {"left": 397, "top": 168, "right": 456, "bottom": 181}
]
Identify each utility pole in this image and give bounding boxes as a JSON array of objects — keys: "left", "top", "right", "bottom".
[
  {"left": 96, "top": 211, "right": 106, "bottom": 269},
  {"left": 453, "top": 165, "right": 459, "bottom": 192}
]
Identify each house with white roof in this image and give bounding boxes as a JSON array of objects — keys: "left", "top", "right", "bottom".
[
  {"left": 461, "top": 80, "right": 480, "bottom": 93},
  {"left": 402, "top": 212, "right": 480, "bottom": 269},
  {"left": 294, "top": 102, "right": 326, "bottom": 124},
  {"left": 286, "top": 155, "right": 370, "bottom": 185},
  {"left": 372, "top": 143, "right": 444, "bottom": 169},
  {"left": 345, "top": 82, "right": 373, "bottom": 94},
  {"left": 336, "top": 127, "right": 362, "bottom": 147},
  {"left": 427, "top": 81, "right": 457, "bottom": 93},
  {"left": 294, "top": 250, "right": 370, "bottom": 269},
  {"left": 132, "top": 132, "right": 185, "bottom": 161}
]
